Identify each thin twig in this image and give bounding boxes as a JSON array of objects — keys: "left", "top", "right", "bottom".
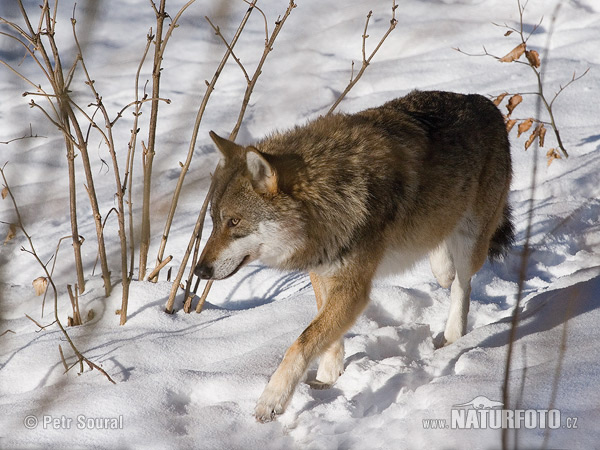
[
  {"left": 1, "top": 165, "right": 115, "bottom": 384},
  {"left": 456, "top": 0, "right": 587, "bottom": 159},
  {"left": 0, "top": 125, "right": 46, "bottom": 145},
  {"left": 502, "top": 2, "right": 557, "bottom": 447},
  {"left": 327, "top": 0, "right": 398, "bottom": 115},
  {"left": 178, "top": 0, "right": 298, "bottom": 311},
  {"left": 147, "top": 255, "right": 172, "bottom": 281},
  {"left": 154, "top": 0, "right": 258, "bottom": 283},
  {"left": 25, "top": 313, "right": 56, "bottom": 331},
  {"left": 58, "top": 344, "right": 69, "bottom": 372},
  {"left": 205, "top": 16, "right": 250, "bottom": 84}
]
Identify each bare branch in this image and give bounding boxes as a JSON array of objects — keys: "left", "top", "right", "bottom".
[
  {"left": 549, "top": 68, "right": 590, "bottom": 109},
  {"left": 0, "top": 165, "right": 115, "bottom": 384},
  {"left": 243, "top": 0, "right": 268, "bottom": 44},
  {"left": 153, "top": 0, "right": 258, "bottom": 283},
  {"left": 0, "top": 125, "right": 46, "bottom": 145},
  {"left": 327, "top": 0, "right": 398, "bottom": 115},
  {"left": 147, "top": 255, "right": 172, "bottom": 281},
  {"left": 206, "top": 16, "right": 250, "bottom": 84},
  {"left": 159, "top": 0, "right": 196, "bottom": 60},
  {"left": 25, "top": 313, "right": 56, "bottom": 331}
]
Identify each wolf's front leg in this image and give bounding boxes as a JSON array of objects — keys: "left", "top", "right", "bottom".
[
  {"left": 310, "top": 271, "right": 345, "bottom": 388},
  {"left": 254, "top": 264, "right": 376, "bottom": 422}
]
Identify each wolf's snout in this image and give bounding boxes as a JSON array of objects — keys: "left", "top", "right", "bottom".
[{"left": 195, "top": 261, "right": 214, "bottom": 280}]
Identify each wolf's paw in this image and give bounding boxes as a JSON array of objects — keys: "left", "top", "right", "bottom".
[
  {"left": 254, "top": 387, "right": 287, "bottom": 423},
  {"left": 443, "top": 328, "right": 463, "bottom": 346},
  {"left": 314, "top": 341, "right": 345, "bottom": 386},
  {"left": 314, "top": 360, "right": 344, "bottom": 387},
  {"left": 308, "top": 379, "right": 334, "bottom": 390}
]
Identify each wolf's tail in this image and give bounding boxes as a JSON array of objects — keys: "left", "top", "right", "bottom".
[{"left": 488, "top": 204, "right": 515, "bottom": 260}]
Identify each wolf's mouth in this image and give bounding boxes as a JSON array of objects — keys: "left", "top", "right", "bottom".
[{"left": 225, "top": 255, "right": 250, "bottom": 279}]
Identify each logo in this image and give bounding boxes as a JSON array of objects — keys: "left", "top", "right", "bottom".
[
  {"left": 422, "top": 395, "right": 579, "bottom": 430},
  {"left": 453, "top": 395, "right": 504, "bottom": 410}
]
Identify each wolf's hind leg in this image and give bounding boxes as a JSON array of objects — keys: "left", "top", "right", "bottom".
[
  {"left": 255, "top": 262, "right": 377, "bottom": 422},
  {"left": 310, "top": 272, "right": 345, "bottom": 388},
  {"left": 429, "top": 242, "right": 455, "bottom": 289},
  {"left": 443, "top": 225, "right": 477, "bottom": 345}
]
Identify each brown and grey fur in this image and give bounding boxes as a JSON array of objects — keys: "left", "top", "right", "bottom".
[{"left": 195, "top": 90, "right": 513, "bottom": 422}]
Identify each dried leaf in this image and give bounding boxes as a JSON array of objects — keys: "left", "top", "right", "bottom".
[
  {"left": 506, "top": 94, "right": 523, "bottom": 116},
  {"left": 538, "top": 125, "right": 547, "bottom": 147},
  {"left": 504, "top": 30, "right": 514, "bottom": 37},
  {"left": 33, "top": 277, "right": 48, "bottom": 296},
  {"left": 525, "top": 125, "right": 542, "bottom": 150},
  {"left": 1, "top": 186, "right": 8, "bottom": 199},
  {"left": 506, "top": 119, "right": 517, "bottom": 133},
  {"left": 4, "top": 223, "right": 16, "bottom": 245},
  {"left": 546, "top": 148, "right": 561, "bottom": 166},
  {"left": 493, "top": 93, "right": 508, "bottom": 106},
  {"left": 525, "top": 50, "right": 541, "bottom": 68},
  {"left": 499, "top": 43, "right": 526, "bottom": 63},
  {"left": 517, "top": 118, "right": 534, "bottom": 137}
]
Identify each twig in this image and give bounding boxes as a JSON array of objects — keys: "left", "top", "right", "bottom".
[
  {"left": 71, "top": 8, "right": 132, "bottom": 321},
  {"left": 43, "top": 235, "right": 73, "bottom": 317},
  {"left": 174, "top": 0, "right": 298, "bottom": 312},
  {"left": 153, "top": 0, "right": 258, "bottom": 283},
  {"left": 456, "top": 0, "right": 588, "bottom": 159},
  {"left": 230, "top": 0, "right": 297, "bottom": 140},
  {"left": 58, "top": 344, "right": 69, "bottom": 372},
  {"left": 1, "top": 164, "right": 115, "bottom": 384},
  {"left": 502, "top": 2, "right": 558, "bottom": 447},
  {"left": 243, "top": 0, "right": 268, "bottom": 44},
  {"left": 0, "top": 125, "right": 46, "bottom": 145},
  {"left": 1, "top": 329, "right": 16, "bottom": 337},
  {"left": 205, "top": 16, "right": 250, "bottom": 83},
  {"left": 165, "top": 180, "right": 216, "bottom": 313},
  {"left": 195, "top": 279, "right": 212, "bottom": 313},
  {"left": 125, "top": 30, "right": 153, "bottom": 280},
  {"left": 67, "top": 284, "right": 82, "bottom": 326},
  {"left": 139, "top": 0, "right": 168, "bottom": 281},
  {"left": 25, "top": 313, "right": 56, "bottom": 331},
  {"left": 147, "top": 255, "right": 172, "bottom": 281},
  {"left": 138, "top": 0, "right": 194, "bottom": 280},
  {"left": 327, "top": 0, "right": 398, "bottom": 115}
]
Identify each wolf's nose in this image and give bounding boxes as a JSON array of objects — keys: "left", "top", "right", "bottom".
[{"left": 195, "top": 262, "right": 213, "bottom": 280}]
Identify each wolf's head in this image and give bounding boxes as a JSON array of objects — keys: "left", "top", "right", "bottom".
[{"left": 195, "top": 132, "right": 306, "bottom": 280}]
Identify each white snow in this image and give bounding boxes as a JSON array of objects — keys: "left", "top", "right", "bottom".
[{"left": 1, "top": 0, "right": 599, "bottom": 448}]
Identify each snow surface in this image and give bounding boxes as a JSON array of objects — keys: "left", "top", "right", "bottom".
[{"left": 1, "top": 0, "right": 599, "bottom": 448}]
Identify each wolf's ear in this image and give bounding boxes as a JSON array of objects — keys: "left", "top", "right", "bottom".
[
  {"left": 209, "top": 131, "right": 244, "bottom": 164},
  {"left": 246, "top": 148, "right": 278, "bottom": 195}
]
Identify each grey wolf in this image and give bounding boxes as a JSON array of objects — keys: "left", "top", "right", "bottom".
[{"left": 195, "top": 90, "right": 513, "bottom": 422}]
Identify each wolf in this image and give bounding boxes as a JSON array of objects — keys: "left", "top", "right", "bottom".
[{"left": 195, "top": 90, "right": 513, "bottom": 423}]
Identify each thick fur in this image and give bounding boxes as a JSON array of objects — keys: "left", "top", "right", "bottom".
[{"left": 195, "top": 90, "right": 513, "bottom": 422}]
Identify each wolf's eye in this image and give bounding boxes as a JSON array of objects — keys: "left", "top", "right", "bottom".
[{"left": 227, "top": 218, "right": 240, "bottom": 228}]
